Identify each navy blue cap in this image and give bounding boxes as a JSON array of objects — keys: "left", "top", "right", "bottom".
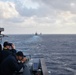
[
  {"left": 16, "top": 51, "right": 24, "bottom": 57},
  {"left": 3, "top": 41, "right": 10, "bottom": 47}
]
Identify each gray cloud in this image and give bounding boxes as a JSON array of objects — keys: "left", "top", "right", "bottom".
[
  {"left": 32, "top": 0, "right": 76, "bottom": 14},
  {"left": 1, "top": 0, "right": 76, "bottom": 15},
  {"left": 14, "top": 0, "right": 50, "bottom": 17},
  {"left": 5, "top": 17, "right": 25, "bottom": 23}
]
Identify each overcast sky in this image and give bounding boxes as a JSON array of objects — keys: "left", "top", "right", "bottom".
[{"left": 0, "top": 0, "right": 76, "bottom": 34}]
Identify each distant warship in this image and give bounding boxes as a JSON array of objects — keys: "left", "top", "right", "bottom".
[{"left": 35, "top": 32, "right": 38, "bottom": 35}]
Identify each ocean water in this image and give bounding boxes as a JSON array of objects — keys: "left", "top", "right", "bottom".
[{"left": 2, "top": 34, "right": 76, "bottom": 75}]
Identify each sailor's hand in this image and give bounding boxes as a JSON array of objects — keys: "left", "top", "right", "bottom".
[
  {"left": 21, "top": 57, "right": 27, "bottom": 63},
  {"left": 11, "top": 44, "right": 15, "bottom": 49}
]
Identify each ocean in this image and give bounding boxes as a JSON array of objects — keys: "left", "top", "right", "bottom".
[{"left": 2, "top": 34, "right": 76, "bottom": 75}]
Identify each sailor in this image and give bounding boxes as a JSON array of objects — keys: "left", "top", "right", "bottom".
[
  {"left": 0, "top": 51, "right": 27, "bottom": 75},
  {"left": 1, "top": 41, "right": 17, "bottom": 63},
  {"left": 3, "top": 41, "right": 10, "bottom": 50},
  {"left": 1, "top": 41, "right": 12, "bottom": 62},
  {"left": 3, "top": 41, "right": 17, "bottom": 54},
  {"left": 0, "top": 42, "right": 11, "bottom": 63}
]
